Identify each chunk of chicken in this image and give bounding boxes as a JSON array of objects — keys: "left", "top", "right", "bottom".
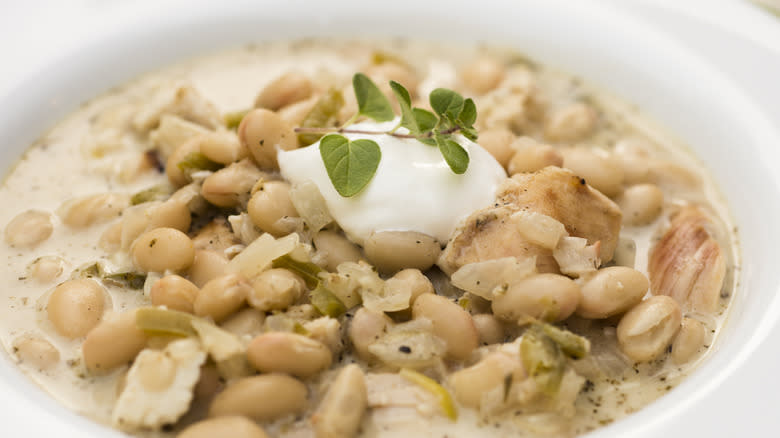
[
  {"left": 648, "top": 206, "right": 726, "bottom": 313},
  {"left": 438, "top": 167, "right": 621, "bottom": 275},
  {"left": 112, "top": 338, "right": 206, "bottom": 431}
]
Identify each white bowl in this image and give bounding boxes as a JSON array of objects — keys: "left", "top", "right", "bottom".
[{"left": 1, "top": 1, "right": 779, "bottom": 436}]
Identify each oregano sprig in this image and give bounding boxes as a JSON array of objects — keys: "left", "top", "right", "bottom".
[{"left": 297, "top": 73, "right": 479, "bottom": 197}]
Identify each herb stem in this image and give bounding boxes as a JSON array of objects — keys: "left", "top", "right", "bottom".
[{"left": 294, "top": 126, "right": 461, "bottom": 140}]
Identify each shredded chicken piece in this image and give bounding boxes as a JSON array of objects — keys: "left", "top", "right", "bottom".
[
  {"left": 112, "top": 338, "right": 206, "bottom": 431},
  {"left": 438, "top": 166, "right": 621, "bottom": 275}
]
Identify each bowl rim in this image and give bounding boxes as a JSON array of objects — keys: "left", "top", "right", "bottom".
[{"left": 0, "top": 1, "right": 779, "bottom": 437}]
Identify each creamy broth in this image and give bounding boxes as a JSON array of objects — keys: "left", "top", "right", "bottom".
[{"left": 0, "top": 39, "right": 737, "bottom": 437}]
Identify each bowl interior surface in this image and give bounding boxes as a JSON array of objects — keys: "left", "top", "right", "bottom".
[{"left": 0, "top": 1, "right": 778, "bottom": 436}]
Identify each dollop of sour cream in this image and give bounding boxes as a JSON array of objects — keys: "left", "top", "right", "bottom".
[{"left": 278, "top": 119, "right": 507, "bottom": 245}]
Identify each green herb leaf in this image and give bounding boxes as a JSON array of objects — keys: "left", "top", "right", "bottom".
[
  {"left": 389, "top": 81, "right": 419, "bottom": 135},
  {"left": 371, "top": 51, "right": 409, "bottom": 68},
  {"left": 272, "top": 254, "right": 323, "bottom": 289},
  {"left": 177, "top": 152, "right": 222, "bottom": 173},
  {"left": 320, "top": 134, "right": 381, "bottom": 197},
  {"left": 104, "top": 272, "right": 147, "bottom": 289},
  {"left": 539, "top": 323, "right": 590, "bottom": 360},
  {"left": 460, "top": 126, "right": 479, "bottom": 142},
  {"left": 413, "top": 108, "right": 438, "bottom": 133},
  {"left": 520, "top": 326, "right": 566, "bottom": 396},
  {"left": 430, "top": 88, "right": 465, "bottom": 121},
  {"left": 436, "top": 135, "right": 469, "bottom": 174},
  {"left": 299, "top": 89, "right": 345, "bottom": 145},
  {"left": 353, "top": 73, "right": 394, "bottom": 122},
  {"left": 459, "top": 98, "right": 477, "bottom": 127},
  {"left": 130, "top": 184, "right": 172, "bottom": 205},
  {"left": 224, "top": 109, "right": 249, "bottom": 130},
  {"left": 310, "top": 283, "right": 347, "bottom": 317},
  {"left": 135, "top": 307, "right": 196, "bottom": 337}
]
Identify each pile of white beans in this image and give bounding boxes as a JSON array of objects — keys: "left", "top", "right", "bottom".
[{"left": 0, "top": 40, "right": 735, "bottom": 438}]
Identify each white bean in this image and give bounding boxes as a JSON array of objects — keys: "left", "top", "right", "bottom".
[
  {"left": 247, "top": 180, "right": 298, "bottom": 236},
  {"left": 617, "top": 184, "right": 664, "bottom": 225},
  {"left": 671, "top": 317, "right": 707, "bottom": 365},
  {"left": 491, "top": 273, "right": 581, "bottom": 322},
  {"left": 150, "top": 275, "right": 200, "bottom": 313},
  {"left": 348, "top": 307, "right": 393, "bottom": 361},
  {"left": 544, "top": 102, "right": 597, "bottom": 143},
  {"left": 82, "top": 310, "right": 147, "bottom": 373},
  {"left": 59, "top": 193, "right": 128, "bottom": 227},
  {"left": 247, "top": 332, "right": 332, "bottom": 378},
  {"left": 576, "top": 267, "right": 649, "bottom": 319},
  {"left": 461, "top": 57, "right": 505, "bottom": 94},
  {"left": 449, "top": 352, "right": 523, "bottom": 408},
  {"left": 188, "top": 249, "right": 229, "bottom": 288},
  {"left": 193, "top": 273, "right": 250, "bottom": 322},
  {"left": 131, "top": 227, "right": 195, "bottom": 274},
  {"left": 562, "top": 147, "right": 624, "bottom": 198},
  {"left": 47, "top": 279, "right": 107, "bottom": 338},
  {"left": 247, "top": 268, "right": 305, "bottom": 312},
  {"left": 12, "top": 335, "right": 59, "bottom": 370},
  {"left": 472, "top": 314, "right": 505, "bottom": 345},
  {"left": 199, "top": 131, "right": 248, "bottom": 165},
  {"left": 201, "top": 160, "right": 264, "bottom": 208},
  {"left": 28, "top": 256, "right": 65, "bottom": 283},
  {"left": 313, "top": 230, "right": 362, "bottom": 272},
  {"left": 412, "top": 294, "right": 478, "bottom": 360},
  {"left": 4, "top": 210, "right": 53, "bottom": 247},
  {"left": 477, "top": 128, "right": 516, "bottom": 169},
  {"left": 312, "top": 364, "right": 367, "bottom": 438},
  {"left": 617, "top": 296, "right": 682, "bottom": 362},
  {"left": 255, "top": 72, "right": 313, "bottom": 111},
  {"left": 364, "top": 231, "right": 440, "bottom": 274},
  {"left": 178, "top": 416, "right": 269, "bottom": 438},
  {"left": 238, "top": 109, "right": 297, "bottom": 170},
  {"left": 507, "top": 137, "right": 563, "bottom": 175},
  {"left": 209, "top": 374, "right": 307, "bottom": 421}
]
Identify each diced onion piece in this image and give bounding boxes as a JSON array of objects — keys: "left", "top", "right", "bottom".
[
  {"left": 451, "top": 256, "right": 537, "bottom": 300},
  {"left": 264, "top": 313, "right": 298, "bottom": 333},
  {"left": 190, "top": 318, "right": 252, "bottom": 379},
  {"left": 131, "top": 185, "right": 173, "bottom": 205},
  {"left": 511, "top": 210, "right": 567, "bottom": 249},
  {"left": 135, "top": 307, "right": 196, "bottom": 337},
  {"left": 320, "top": 272, "right": 363, "bottom": 309},
  {"left": 368, "top": 319, "right": 445, "bottom": 369},
  {"left": 553, "top": 236, "right": 601, "bottom": 277},
  {"left": 227, "top": 233, "right": 299, "bottom": 279},
  {"left": 289, "top": 180, "right": 333, "bottom": 233},
  {"left": 400, "top": 369, "right": 458, "bottom": 421},
  {"left": 227, "top": 213, "right": 263, "bottom": 245},
  {"left": 323, "top": 261, "right": 391, "bottom": 311},
  {"left": 363, "top": 278, "right": 410, "bottom": 313},
  {"left": 143, "top": 272, "right": 162, "bottom": 298}
]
